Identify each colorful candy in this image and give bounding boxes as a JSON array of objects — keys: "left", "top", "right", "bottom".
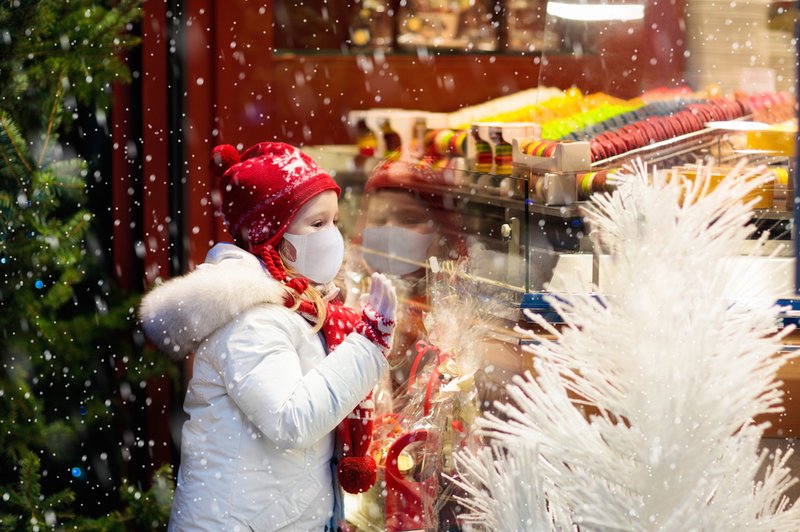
[
  {"left": 575, "top": 169, "right": 617, "bottom": 200},
  {"left": 424, "top": 129, "right": 468, "bottom": 157},
  {"left": 587, "top": 98, "right": 752, "bottom": 162},
  {"left": 519, "top": 139, "right": 559, "bottom": 158}
]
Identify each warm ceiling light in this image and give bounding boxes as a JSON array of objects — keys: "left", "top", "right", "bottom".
[{"left": 546, "top": 2, "right": 645, "bottom": 22}]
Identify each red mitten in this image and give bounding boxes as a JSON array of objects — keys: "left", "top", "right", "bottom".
[
  {"left": 337, "top": 393, "right": 377, "bottom": 494},
  {"left": 355, "top": 303, "right": 395, "bottom": 354},
  {"left": 354, "top": 273, "right": 397, "bottom": 354}
]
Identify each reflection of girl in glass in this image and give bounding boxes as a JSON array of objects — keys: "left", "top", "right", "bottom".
[
  {"left": 348, "top": 158, "right": 468, "bottom": 408},
  {"left": 345, "top": 157, "right": 468, "bottom": 531}
]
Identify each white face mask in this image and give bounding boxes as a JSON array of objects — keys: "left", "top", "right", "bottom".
[
  {"left": 362, "top": 226, "right": 435, "bottom": 275},
  {"left": 282, "top": 226, "right": 344, "bottom": 284}
]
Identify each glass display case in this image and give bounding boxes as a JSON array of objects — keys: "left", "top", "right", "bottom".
[
  {"left": 305, "top": 0, "right": 800, "bottom": 450},
  {"left": 536, "top": 0, "right": 797, "bottom": 309},
  {"left": 295, "top": 1, "right": 800, "bottom": 529},
  {"left": 324, "top": 125, "right": 795, "bottom": 314},
  {"left": 325, "top": 0, "right": 798, "bottom": 305}
]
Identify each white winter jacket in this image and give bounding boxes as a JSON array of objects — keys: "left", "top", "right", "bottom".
[{"left": 140, "top": 243, "right": 387, "bottom": 531}]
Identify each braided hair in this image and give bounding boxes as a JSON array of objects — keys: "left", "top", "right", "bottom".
[{"left": 254, "top": 243, "right": 328, "bottom": 333}]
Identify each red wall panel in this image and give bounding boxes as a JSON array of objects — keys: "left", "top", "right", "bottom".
[
  {"left": 185, "top": 0, "right": 218, "bottom": 270},
  {"left": 141, "top": 0, "right": 171, "bottom": 286}
]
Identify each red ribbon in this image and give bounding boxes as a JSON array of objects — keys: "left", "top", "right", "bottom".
[{"left": 407, "top": 340, "right": 450, "bottom": 416}]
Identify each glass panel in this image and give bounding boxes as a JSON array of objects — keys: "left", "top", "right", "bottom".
[
  {"left": 538, "top": 0, "right": 685, "bottom": 96},
  {"left": 337, "top": 161, "right": 528, "bottom": 296}
]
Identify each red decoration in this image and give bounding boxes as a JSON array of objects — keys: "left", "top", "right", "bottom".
[
  {"left": 384, "top": 430, "right": 438, "bottom": 531},
  {"left": 337, "top": 395, "right": 378, "bottom": 494},
  {"left": 408, "top": 341, "right": 450, "bottom": 416}
]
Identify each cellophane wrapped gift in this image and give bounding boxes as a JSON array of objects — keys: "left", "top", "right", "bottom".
[{"left": 345, "top": 260, "right": 506, "bottom": 531}]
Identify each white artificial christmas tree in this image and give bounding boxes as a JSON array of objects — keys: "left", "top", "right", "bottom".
[{"left": 453, "top": 160, "right": 800, "bottom": 531}]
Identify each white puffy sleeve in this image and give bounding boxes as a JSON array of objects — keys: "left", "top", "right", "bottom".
[{"left": 215, "top": 305, "right": 386, "bottom": 449}]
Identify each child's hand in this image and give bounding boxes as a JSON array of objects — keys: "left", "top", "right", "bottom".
[
  {"left": 356, "top": 273, "right": 397, "bottom": 354},
  {"left": 367, "top": 273, "right": 397, "bottom": 323}
]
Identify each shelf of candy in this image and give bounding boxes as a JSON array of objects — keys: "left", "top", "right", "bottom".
[
  {"left": 586, "top": 94, "right": 795, "bottom": 172},
  {"left": 538, "top": 93, "right": 642, "bottom": 140},
  {"left": 348, "top": 87, "right": 564, "bottom": 159},
  {"left": 575, "top": 168, "right": 618, "bottom": 201},
  {"left": 508, "top": 139, "right": 589, "bottom": 206},
  {"left": 421, "top": 127, "right": 469, "bottom": 178},
  {"left": 670, "top": 163, "right": 778, "bottom": 209},
  {"left": 574, "top": 162, "right": 787, "bottom": 213},
  {"left": 422, "top": 90, "right": 645, "bottom": 177},
  {"left": 348, "top": 88, "right": 796, "bottom": 216},
  {"left": 351, "top": 88, "right": 664, "bottom": 173},
  {"left": 467, "top": 122, "right": 540, "bottom": 175},
  {"left": 423, "top": 128, "right": 468, "bottom": 159},
  {"left": 586, "top": 98, "right": 752, "bottom": 165},
  {"left": 551, "top": 86, "right": 751, "bottom": 143},
  {"left": 560, "top": 99, "right": 704, "bottom": 142},
  {"left": 534, "top": 86, "right": 710, "bottom": 141},
  {"left": 744, "top": 91, "right": 795, "bottom": 122},
  {"left": 513, "top": 138, "right": 592, "bottom": 172},
  {"left": 442, "top": 88, "right": 707, "bottom": 174},
  {"left": 473, "top": 88, "right": 623, "bottom": 125},
  {"left": 515, "top": 91, "right": 796, "bottom": 207}
]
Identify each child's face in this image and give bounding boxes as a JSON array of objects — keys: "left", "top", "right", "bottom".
[{"left": 286, "top": 190, "right": 339, "bottom": 236}]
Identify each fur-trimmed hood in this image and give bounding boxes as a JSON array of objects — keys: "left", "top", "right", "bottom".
[{"left": 139, "top": 243, "right": 286, "bottom": 360}]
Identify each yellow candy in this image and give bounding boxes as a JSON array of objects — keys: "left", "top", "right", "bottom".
[
  {"left": 772, "top": 167, "right": 789, "bottom": 186},
  {"left": 397, "top": 451, "right": 414, "bottom": 474}
]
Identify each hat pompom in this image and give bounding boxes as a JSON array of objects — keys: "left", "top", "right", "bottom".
[
  {"left": 209, "top": 144, "right": 240, "bottom": 180},
  {"left": 338, "top": 455, "right": 377, "bottom": 494}
]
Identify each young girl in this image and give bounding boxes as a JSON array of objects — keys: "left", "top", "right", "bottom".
[{"left": 140, "top": 142, "right": 396, "bottom": 531}]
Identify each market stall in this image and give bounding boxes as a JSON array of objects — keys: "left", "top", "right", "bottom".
[{"left": 109, "top": 0, "right": 800, "bottom": 529}]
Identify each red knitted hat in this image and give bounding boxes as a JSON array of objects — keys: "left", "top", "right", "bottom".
[
  {"left": 210, "top": 142, "right": 341, "bottom": 249},
  {"left": 364, "top": 157, "right": 438, "bottom": 194}
]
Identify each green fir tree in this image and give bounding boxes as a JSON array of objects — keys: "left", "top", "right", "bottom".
[{"left": 0, "top": 1, "right": 176, "bottom": 529}]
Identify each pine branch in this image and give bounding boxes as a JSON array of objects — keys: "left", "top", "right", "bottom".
[
  {"left": 0, "top": 191, "right": 11, "bottom": 210},
  {"left": 37, "top": 68, "right": 65, "bottom": 168},
  {"left": 45, "top": 158, "right": 86, "bottom": 182},
  {"left": 20, "top": 452, "right": 43, "bottom": 521},
  {"left": 41, "top": 263, "right": 86, "bottom": 311},
  {"left": 43, "top": 488, "right": 76, "bottom": 513},
  {"left": 0, "top": 111, "right": 32, "bottom": 189},
  {"left": 65, "top": 216, "right": 88, "bottom": 241}
]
